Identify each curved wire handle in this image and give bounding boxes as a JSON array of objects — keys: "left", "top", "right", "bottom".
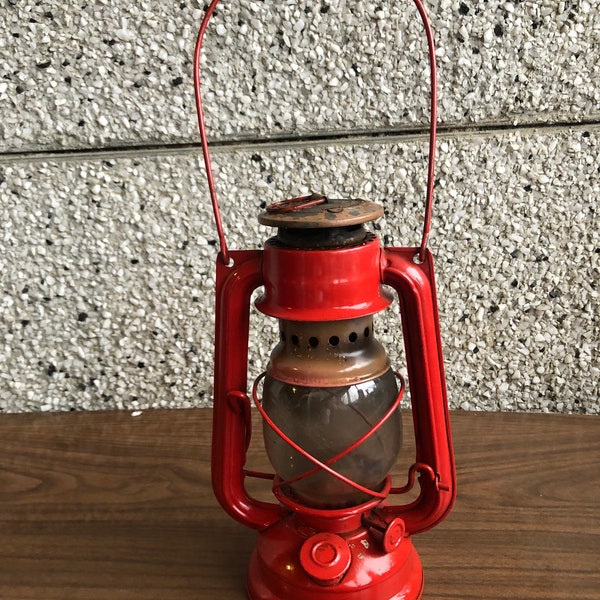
[{"left": 194, "top": 1, "right": 438, "bottom": 265}]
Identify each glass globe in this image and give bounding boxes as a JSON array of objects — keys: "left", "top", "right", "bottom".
[{"left": 262, "top": 367, "right": 401, "bottom": 508}]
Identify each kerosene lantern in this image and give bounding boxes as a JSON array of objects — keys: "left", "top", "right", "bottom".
[{"left": 194, "top": 2, "right": 456, "bottom": 598}]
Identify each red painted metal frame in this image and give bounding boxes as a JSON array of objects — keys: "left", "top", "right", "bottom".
[
  {"left": 381, "top": 247, "right": 456, "bottom": 534},
  {"left": 212, "top": 250, "right": 282, "bottom": 530},
  {"left": 212, "top": 244, "right": 456, "bottom": 535}
]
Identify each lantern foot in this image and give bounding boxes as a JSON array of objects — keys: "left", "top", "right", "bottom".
[{"left": 247, "top": 513, "right": 423, "bottom": 600}]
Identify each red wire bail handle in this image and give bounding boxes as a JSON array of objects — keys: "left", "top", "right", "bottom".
[
  {"left": 194, "top": 1, "right": 439, "bottom": 264},
  {"left": 251, "top": 372, "right": 406, "bottom": 502}
]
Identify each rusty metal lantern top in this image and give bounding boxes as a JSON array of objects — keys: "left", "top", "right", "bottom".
[
  {"left": 259, "top": 194, "right": 383, "bottom": 228},
  {"left": 259, "top": 194, "right": 384, "bottom": 249}
]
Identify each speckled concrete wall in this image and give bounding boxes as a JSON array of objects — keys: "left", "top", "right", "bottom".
[{"left": 0, "top": 1, "right": 598, "bottom": 413}]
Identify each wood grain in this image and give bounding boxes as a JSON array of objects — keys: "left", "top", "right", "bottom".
[{"left": 0, "top": 409, "right": 598, "bottom": 600}]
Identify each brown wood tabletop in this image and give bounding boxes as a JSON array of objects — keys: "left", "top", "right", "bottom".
[{"left": 0, "top": 409, "right": 598, "bottom": 600}]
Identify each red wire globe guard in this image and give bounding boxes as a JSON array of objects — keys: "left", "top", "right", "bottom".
[
  {"left": 251, "top": 371, "right": 406, "bottom": 502},
  {"left": 195, "top": 2, "right": 456, "bottom": 599}
]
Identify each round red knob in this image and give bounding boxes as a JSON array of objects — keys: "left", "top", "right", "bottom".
[
  {"left": 382, "top": 518, "right": 406, "bottom": 553},
  {"left": 300, "top": 533, "right": 352, "bottom": 585}
]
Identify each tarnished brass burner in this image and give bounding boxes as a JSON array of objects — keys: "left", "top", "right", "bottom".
[{"left": 268, "top": 316, "right": 390, "bottom": 388}]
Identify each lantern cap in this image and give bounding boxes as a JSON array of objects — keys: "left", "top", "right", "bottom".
[{"left": 258, "top": 195, "right": 383, "bottom": 229}]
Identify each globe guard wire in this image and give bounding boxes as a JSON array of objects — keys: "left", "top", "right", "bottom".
[{"left": 252, "top": 371, "right": 406, "bottom": 501}]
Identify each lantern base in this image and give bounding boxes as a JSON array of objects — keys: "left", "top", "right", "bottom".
[{"left": 247, "top": 512, "right": 423, "bottom": 600}]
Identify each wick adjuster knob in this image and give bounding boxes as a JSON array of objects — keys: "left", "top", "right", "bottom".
[
  {"left": 363, "top": 513, "right": 406, "bottom": 554},
  {"left": 300, "top": 533, "right": 352, "bottom": 586}
]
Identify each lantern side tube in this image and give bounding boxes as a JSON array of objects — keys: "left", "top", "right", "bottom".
[
  {"left": 212, "top": 250, "right": 285, "bottom": 530},
  {"left": 381, "top": 247, "right": 456, "bottom": 535}
]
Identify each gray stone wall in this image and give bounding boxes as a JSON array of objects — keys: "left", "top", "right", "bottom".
[{"left": 0, "top": 1, "right": 598, "bottom": 413}]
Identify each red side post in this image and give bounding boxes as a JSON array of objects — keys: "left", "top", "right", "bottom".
[
  {"left": 381, "top": 247, "right": 456, "bottom": 534},
  {"left": 212, "top": 250, "right": 283, "bottom": 530}
]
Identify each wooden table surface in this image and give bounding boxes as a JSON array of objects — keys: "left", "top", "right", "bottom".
[{"left": 0, "top": 408, "right": 598, "bottom": 600}]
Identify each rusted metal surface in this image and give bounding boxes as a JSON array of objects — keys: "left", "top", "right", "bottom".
[
  {"left": 266, "top": 316, "right": 391, "bottom": 387},
  {"left": 273, "top": 224, "right": 368, "bottom": 249},
  {"left": 258, "top": 197, "right": 383, "bottom": 229},
  {"left": 265, "top": 193, "right": 327, "bottom": 214}
]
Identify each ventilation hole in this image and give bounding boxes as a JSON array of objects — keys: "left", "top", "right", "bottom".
[
  {"left": 349, "top": 332, "right": 358, "bottom": 343},
  {"left": 292, "top": 335, "right": 300, "bottom": 346},
  {"left": 329, "top": 335, "right": 340, "bottom": 347},
  {"left": 364, "top": 327, "right": 370, "bottom": 338},
  {"left": 309, "top": 337, "right": 319, "bottom": 348}
]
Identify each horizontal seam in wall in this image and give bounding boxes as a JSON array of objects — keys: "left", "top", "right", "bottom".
[{"left": 1, "top": 118, "right": 599, "bottom": 165}]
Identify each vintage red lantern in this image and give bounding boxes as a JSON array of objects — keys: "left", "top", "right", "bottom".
[{"left": 194, "top": 2, "right": 456, "bottom": 598}]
